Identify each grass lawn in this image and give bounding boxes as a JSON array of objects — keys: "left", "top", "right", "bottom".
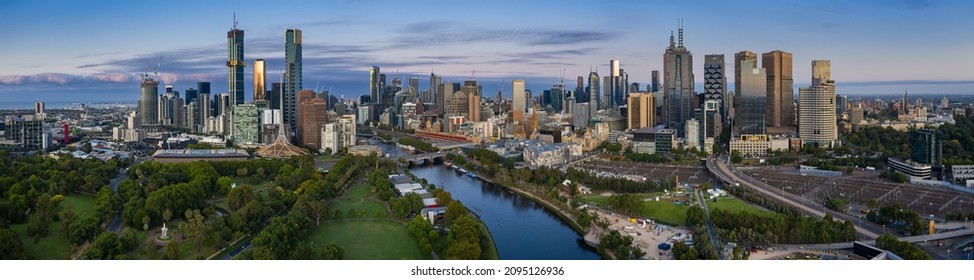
[
  {"left": 707, "top": 196, "right": 777, "bottom": 217},
  {"left": 329, "top": 184, "right": 389, "bottom": 218},
  {"left": 305, "top": 220, "right": 429, "bottom": 260},
  {"left": 176, "top": 240, "right": 217, "bottom": 260},
  {"left": 12, "top": 194, "right": 96, "bottom": 260},
  {"left": 580, "top": 193, "right": 689, "bottom": 226}
]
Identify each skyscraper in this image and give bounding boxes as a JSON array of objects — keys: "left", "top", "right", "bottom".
[
  {"left": 370, "top": 66, "right": 381, "bottom": 105},
  {"left": 463, "top": 81, "right": 481, "bottom": 122},
  {"left": 664, "top": 23, "right": 694, "bottom": 137},
  {"left": 408, "top": 77, "right": 419, "bottom": 95},
  {"left": 703, "top": 54, "right": 726, "bottom": 121},
  {"left": 735, "top": 56, "right": 767, "bottom": 135},
  {"left": 227, "top": 21, "right": 246, "bottom": 106},
  {"left": 798, "top": 60, "right": 837, "bottom": 148},
  {"left": 627, "top": 92, "right": 655, "bottom": 130},
  {"left": 588, "top": 71, "right": 600, "bottom": 119},
  {"left": 651, "top": 70, "right": 660, "bottom": 93},
  {"left": 253, "top": 59, "right": 266, "bottom": 102},
  {"left": 139, "top": 77, "right": 159, "bottom": 126},
  {"left": 609, "top": 59, "right": 621, "bottom": 109},
  {"left": 734, "top": 51, "right": 758, "bottom": 100},
  {"left": 284, "top": 29, "right": 302, "bottom": 135},
  {"left": 911, "top": 129, "right": 942, "bottom": 165},
  {"left": 512, "top": 79, "right": 526, "bottom": 121},
  {"left": 299, "top": 98, "right": 327, "bottom": 149},
  {"left": 763, "top": 50, "right": 794, "bottom": 128},
  {"left": 430, "top": 73, "right": 442, "bottom": 114},
  {"left": 232, "top": 104, "right": 259, "bottom": 144}
]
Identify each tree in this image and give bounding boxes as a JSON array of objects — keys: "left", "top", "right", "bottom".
[
  {"left": 94, "top": 186, "right": 120, "bottom": 222},
  {"left": 444, "top": 201, "right": 468, "bottom": 225},
  {"left": 166, "top": 240, "right": 180, "bottom": 260},
  {"left": 217, "top": 176, "right": 234, "bottom": 195},
  {"left": 236, "top": 167, "right": 248, "bottom": 177},
  {"left": 60, "top": 205, "right": 77, "bottom": 236},
  {"left": 304, "top": 200, "right": 329, "bottom": 226},
  {"left": 731, "top": 150, "right": 743, "bottom": 164},
  {"left": 26, "top": 213, "right": 51, "bottom": 242},
  {"left": 162, "top": 209, "right": 173, "bottom": 223},
  {"left": 178, "top": 209, "right": 210, "bottom": 249},
  {"left": 686, "top": 205, "right": 706, "bottom": 227},
  {"left": 68, "top": 216, "right": 102, "bottom": 245},
  {"left": 227, "top": 184, "right": 257, "bottom": 211},
  {"left": 84, "top": 232, "right": 124, "bottom": 260},
  {"left": 0, "top": 228, "right": 27, "bottom": 259},
  {"left": 81, "top": 142, "right": 93, "bottom": 154}
]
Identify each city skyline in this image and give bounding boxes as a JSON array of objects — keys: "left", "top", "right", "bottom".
[{"left": 1, "top": 0, "right": 973, "bottom": 103}]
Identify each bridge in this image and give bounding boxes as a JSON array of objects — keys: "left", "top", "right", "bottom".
[
  {"left": 402, "top": 151, "right": 448, "bottom": 166},
  {"left": 356, "top": 133, "right": 396, "bottom": 143},
  {"left": 799, "top": 226, "right": 974, "bottom": 250}
]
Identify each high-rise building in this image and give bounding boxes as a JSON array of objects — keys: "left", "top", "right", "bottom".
[
  {"left": 299, "top": 97, "right": 327, "bottom": 149},
  {"left": 184, "top": 88, "right": 198, "bottom": 106},
  {"left": 763, "top": 50, "right": 794, "bottom": 128},
  {"left": 664, "top": 23, "right": 694, "bottom": 137},
  {"left": 550, "top": 83, "right": 565, "bottom": 113},
  {"left": 798, "top": 60, "right": 837, "bottom": 148},
  {"left": 576, "top": 76, "right": 585, "bottom": 103},
  {"left": 588, "top": 71, "right": 600, "bottom": 119},
  {"left": 734, "top": 50, "right": 758, "bottom": 100},
  {"left": 232, "top": 104, "right": 259, "bottom": 144},
  {"left": 651, "top": 70, "right": 660, "bottom": 93},
  {"left": 284, "top": 29, "right": 303, "bottom": 135},
  {"left": 253, "top": 59, "right": 266, "bottom": 102},
  {"left": 408, "top": 77, "right": 419, "bottom": 95},
  {"left": 627, "top": 92, "right": 655, "bottom": 130},
  {"left": 463, "top": 81, "right": 481, "bottom": 122},
  {"left": 430, "top": 73, "right": 442, "bottom": 115},
  {"left": 34, "top": 102, "right": 45, "bottom": 120},
  {"left": 685, "top": 118, "right": 700, "bottom": 151},
  {"left": 227, "top": 23, "right": 246, "bottom": 105},
  {"left": 139, "top": 77, "right": 160, "bottom": 126},
  {"left": 700, "top": 99, "right": 721, "bottom": 140},
  {"left": 369, "top": 66, "right": 381, "bottom": 105},
  {"left": 911, "top": 129, "right": 942, "bottom": 166},
  {"left": 703, "top": 54, "right": 726, "bottom": 121},
  {"left": 512, "top": 79, "right": 526, "bottom": 121},
  {"left": 735, "top": 56, "right": 767, "bottom": 135},
  {"left": 836, "top": 95, "right": 848, "bottom": 117},
  {"left": 198, "top": 92, "right": 210, "bottom": 132}
]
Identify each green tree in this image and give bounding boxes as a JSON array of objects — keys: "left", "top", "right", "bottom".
[
  {"left": 84, "top": 232, "right": 123, "bottom": 260},
  {"left": 166, "top": 240, "right": 179, "bottom": 260},
  {"left": 0, "top": 228, "right": 28, "bottom": 259},
  {"left": 178, "top": 209, "right": 210, "bottom": 249},
  {"left": 227, "top": 184, "right": 257, "bottom": 211},
  {"left": 68, "top": 216, "right": 102, "bottom": 245},
  {"left": 686, "top": 205, "right": 706, "bottom": 227},
  {"left": 93, "top": 186, "right": 120, "bottom": 222}
]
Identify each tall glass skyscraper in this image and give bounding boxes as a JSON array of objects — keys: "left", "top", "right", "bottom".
[
  {"left": 588, "top": 71, "right": 600, "bottom": 119},
  {"left": 284, "top": 29, "right": 302, "bottom": 134},
  {"left": 763, "top": 50, "right": 794, "bottom": 128},
  {"left": 664, "top": 23, "right": 694, "bottom": 137},
  {"left": 735, "top": 56, "right": 766, "bottom": 135},
  {"left": 139, "top": 77, "right": 160, "bottom": 126},
  {"left": 253, "top": 59, "right": 266, "bottom": 102},
  {"left": 227, "top": 25, "right": 245, "bottom": 106}
]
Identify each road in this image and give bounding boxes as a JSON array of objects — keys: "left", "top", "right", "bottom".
[
  {"left": 107, "top": 156, "right": 149, "bottom": 233},
  {"left": 706, "top": 156, "right": 883, "bottom": 239},
  {"left": 694, "top": 189, "right": 723, "bottom": 259}
]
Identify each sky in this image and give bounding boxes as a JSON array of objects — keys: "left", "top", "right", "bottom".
[{"left": 1, "top": 0, "right": 973, "bottom": 106}]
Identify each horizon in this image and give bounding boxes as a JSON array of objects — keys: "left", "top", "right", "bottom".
[{"left": 1, "top": 0, "right": 973, "bottom": 103}]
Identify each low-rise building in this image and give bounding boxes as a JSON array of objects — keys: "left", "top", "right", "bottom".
[
  {"left": 887, "top": 157, "right": 932, "bottom": 179},
  {"left": 152, "top": 149, "right": 249, "bottom": 163},
  {"left": 522, "top": 141, "right": 582, "bottom": 167}
]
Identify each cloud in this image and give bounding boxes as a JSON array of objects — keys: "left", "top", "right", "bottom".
[{"left": 390, "top": 21, "right": 619, "bottom": 49}]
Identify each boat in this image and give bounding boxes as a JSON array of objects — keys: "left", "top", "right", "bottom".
[
  {"left": 444, "top": 162, "right": 452, "bottom": 167},
  {"left": 458, "top": 168, "right": 468, "bottom": 173},
  {"left": 466, "top": 172, "right": 476, "bottom": 178}
]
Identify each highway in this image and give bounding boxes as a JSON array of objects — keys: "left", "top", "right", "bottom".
[{"left": 706, "top": 156, "right": 883, "bottom": 239}]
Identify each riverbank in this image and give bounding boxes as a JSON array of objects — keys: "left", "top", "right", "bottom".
[{"left": 452, "top": 163, "right": 611, "bottom": 260}]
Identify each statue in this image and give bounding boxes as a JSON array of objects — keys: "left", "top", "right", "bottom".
[{"left": 161, "top": 223, "right": 169, "bottom": 239}]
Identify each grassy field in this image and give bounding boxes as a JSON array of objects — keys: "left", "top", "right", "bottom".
[
  {"left": 580, "top": 193, "right": 689, "bottom": 226},
  {"left": 12, "top": 194, "right": 96, "bottom": 260},
  {"left": 706, "top": 196, "right": 777, "bottom": 217},
  {"left": 305, "top": 220, "right": 429, "bottom": 260},
  {"left": 329, "top": 184, "right": 389, "bottom": 218}
]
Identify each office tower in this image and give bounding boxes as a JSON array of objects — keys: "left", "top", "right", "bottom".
[
  {"left": 185, "top": 88, "right": 198, "bottom": 105},
  {"left": 602, "top": 76, "right": 612, "bottom": 110},
  {"left": 700, "top": 99, "right": 721, "bottom": 139},
  {"left": 798, "top": 60, "right": 837, "bottom": 148},
  {"left": 159, "top": 92, "right": 175, "bottom": 125},
  {"left": 267, "top": 82, "right": 282, "bottom": 110},
  {"left": 321, "top": 123, "right": 339, "bottom": 154},
  {"left": 299, "top": 97, "right": 327, "bottom": 149},
  {"left": 198, "top": 93, "right": 210, "bottom": 132},
  {"left": 627, "top": 92, "right": 655, "bottom": 130},
  {"left": 228, "top": 22, "right": 246, "bottom": 105},
  {"left": 34, "top": 102, "right": 45, "bottom": 120},
  {"left": 576, "top": 76, "right": 585, "bottom": 102},
  {"left": 296, "top": 90, "right": 315, "bottom": 142},
  {"left": 565, "top": 92, "right": 575, "bottom": 115},
  {"left": 284, "top": 28, "right": 303, "bottom": 134},
  {"left": 512, "top": 79, "right": 526, "bottom": 121},
  {"left": 685, "top": 118, "right": 700, "bottom": 151},
  {"left": 573, "top": 102, "right": 590, "bottom": 128},
  {"left": 139, "top": 77, "right": 159, "bottom": 126},
  {"left": 233, "top": 104, "right": 259, "bottom": 144},
  {"left": 734, "top": 51, "right": 758, "bottom": 100},
  {"left": 4, "top": 117, "right": 44, "bottom": 150},
  {"left": 911, "top": 129, "right": 942, "bottom": 165},
  {"left": 735, "top": 57, "right": 767, "bottom": 135},
  {"left": 253, "top": 59, "right": 266, "bottom": 102},
  {"left": 550, "top": 83, "right": 565, "bottom": 113},
  {"left": 463, "top": 81, "right": 481, "bottom": 122},
  {"left": 370, "top": 66, "right": 380, "bottom": 104},
  {"left": 430, "top": 73, "right": 442, "bottom": 114},
  {"left": 588, "top": 71, "right": 600, "bottom": 118},
  {"left": 763, "top": 50, "right": 794, "bottom": 128},
  {"left": 408, "top": 77, "right": 419, "bottom": 95},
  {"left": 836, "top": 95, "right": 848, "bottom": 117},
  {"left": 651, "top": 70, "right": 660, "bottom": 93},
  {"left": 609, "top": 59, "right": 621, "bottom": 109},
  {"left": 703, "top": 54, "right": 726, "bottom": 121},
  {"left": 664, "top": 22, "right": 694, "bottom": 137}
]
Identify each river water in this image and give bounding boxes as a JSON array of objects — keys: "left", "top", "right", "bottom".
[{"left": 369, "top": 139, "right": 600, "bottom": 260}]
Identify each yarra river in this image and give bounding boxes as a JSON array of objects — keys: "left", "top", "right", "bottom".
[{"left": 373, "top": 140, "right": 601, "bottom": 260}]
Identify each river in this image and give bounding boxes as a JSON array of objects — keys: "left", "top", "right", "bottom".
[{"left": 370, "top": 139, "right": 601, "bottom": 260}]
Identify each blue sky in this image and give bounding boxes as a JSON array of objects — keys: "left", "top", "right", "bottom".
[{"left": 1, "top": 0, "right": 972, "bottom": 104}]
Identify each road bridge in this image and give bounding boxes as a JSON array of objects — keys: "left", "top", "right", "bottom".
[{"left": 402, "top": 151, "right": 448, "bottom": 166}]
